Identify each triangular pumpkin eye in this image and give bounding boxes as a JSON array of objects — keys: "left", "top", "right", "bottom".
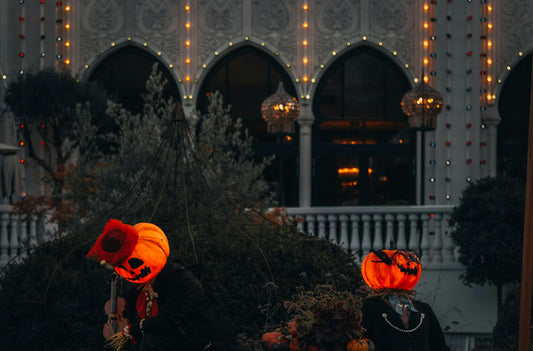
[{"left": 128, "top": 257, "right": 144, "bottom": 269}]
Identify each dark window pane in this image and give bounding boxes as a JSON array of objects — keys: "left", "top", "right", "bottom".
[{"left": 197, "top": 46, "right": 299, "bottom": 206}]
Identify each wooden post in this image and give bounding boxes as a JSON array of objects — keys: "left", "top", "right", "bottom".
[{"left": 518, "top": 56, "right": 533, "bottom": 351}]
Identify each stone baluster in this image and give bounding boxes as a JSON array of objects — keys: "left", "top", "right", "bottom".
[
  {"left": 19, "top": 219, "right": 28, "bottom": 259},
  {"left": 443, "top": 213, "right": 455, "bottom": 262},
  {"left": 339, "top": 214, "right": 349, "bottom": 250},
  {"left": 432, "top": 213, "right": 443, "bottom": 263},
  {"left": 361, "top": 214, "right": 372, "bottom": 257},
  {"left": 385, "top": 214, "right": 395, "bottom": 249},
  {"left": 9, "top": 215, "right": 19, "bottom": 261},
  {"left": 408, "top": 214, "right": 420, "bottom": 252},
  {"left": 397, "top": 214, "right": 407, "bottom": 250},
  {"left": 30, "top": 217, "right": 38, "bottom": 247},
  {"left": 328, "top": 215, "right": 338, "bottom": 244},
  {"left": 306, "top": 215, "right": 316, "bottom": 236},
  {"left": 420, "top": 214, "right": 431, "bottom": 264},
  {"left": 1, "top": 213, "right": 9, "bottom": 266},
  {"left": 350, "top": 214, "right": 360, "bottom": 258},
  {"left": 294, "top": 216, "right": 305, "bottom": 233},
  {"left": 317, "top": 215, "right": 327, "bottom": 239},
  {"left": 372, "top": 214, "right": 384, "bottom": 251}
]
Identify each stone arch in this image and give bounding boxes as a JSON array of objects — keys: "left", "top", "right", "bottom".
[
  {"left": 192, "top": 37, "right": 302, "bottom": 102},
  {"left": 308, "top": 40, "right": 415, "bottom": 99},
  {"left": 311, "top": 43, "right": 414, "bottom": 206},
  {"left": 82, "top": 40, "right": 181, "bottom": 114},
  {"left": 195, "top": 42, "right": 300, "bottom": 206},
  {"left": 496, "top": 51, "right": 532, "bottom": 178}
]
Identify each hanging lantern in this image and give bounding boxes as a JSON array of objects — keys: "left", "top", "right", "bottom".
[
  {"left": 261, "top": 82, "right": 300, "bottom": 134},
  {"left": 400, "top": 82, "right": 444, "bottom": 130}
]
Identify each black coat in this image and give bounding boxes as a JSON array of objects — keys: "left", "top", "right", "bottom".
[
  {"left": 124, "top": 262, "right": 236, "bottom": 351},
  {"left": 362, "top": 296, "right": 450, "bottom": 351}
]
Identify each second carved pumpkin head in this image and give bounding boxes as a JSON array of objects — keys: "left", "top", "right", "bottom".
[
  {"left": 86, "top": 219, "right": 170, "bottom": 283},
  {"left": 361, "top": 249, "right": 422, "bottom": 291}
]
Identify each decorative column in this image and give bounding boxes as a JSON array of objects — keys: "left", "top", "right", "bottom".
[{"left": 298, "top": 103, "right": 313, "bottom": 207}]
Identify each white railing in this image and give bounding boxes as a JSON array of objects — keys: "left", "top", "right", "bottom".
[
  {"left": 0, "top": 204, "right": 48, "bottom": 268},
  {"left": 0, "top": 204, "right": 458, "bottom": 269},
  {"left": 286, "top": 205, "right": 458, "bottom": 266}
]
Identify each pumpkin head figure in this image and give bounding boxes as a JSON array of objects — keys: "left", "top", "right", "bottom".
[
  {"left": 361, "top": 250, "right": 422, "bottom": 291},
  {"left": 87, "top": 219, "right": 170, "bottom": 284}
]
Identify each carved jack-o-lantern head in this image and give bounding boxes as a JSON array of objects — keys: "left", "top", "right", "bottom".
[
  {"left": 361, "top": 250, "right": 422, "bottom": 291},
  {"left": 86, "top": 219, "right": 170, "bottom": 283}
]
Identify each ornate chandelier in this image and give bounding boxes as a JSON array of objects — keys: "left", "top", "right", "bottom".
[
  {"left": 261, "top": 82, "right": 300, "bottom": 134},
  {"left": 400, "top": 82, "right": 444, "bottom": 130}
]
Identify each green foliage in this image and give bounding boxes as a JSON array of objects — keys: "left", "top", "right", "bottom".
[
  {"left": 4, "top": 68, "right": 111, "bottom": 196},
  {"left": 0, "top": 65, "right": 364, "bottom": 350},
  {"left": 0, "top": 214, "right": 362, "bottom": 350},
  {"left": 492, "top": 285, "right": 523, "bottom": 351},
  {"left": 282, "top": 284, "right": 365, "bottom": 350}
]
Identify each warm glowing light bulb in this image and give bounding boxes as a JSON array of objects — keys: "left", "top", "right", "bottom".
[
  {"left": 423, "top": 22, "right": 429, "bottom": 29},
  {"left": 185, "top": 75, "right": 191, "bottom": 82},
  {"left": 488, "top": 5, "right": 492, "bottom": 11},
  {"left": 185, "top": 22, "right": 191, "bottom": 29},
  {"left": 488, "top": 23, "right": 493, "bottom": 29},
  {"left": 423, "top": 58, "right": 429, "bottom": 65},
  {"left": 303, "top": 22, "right": 308, "bottom": 29},
  {"left": 423, "top": 75, "right": 428, "bottom": 83},
  {"left": 487, "top": 76, "right": 492, "bottom": 82},
  {"left": 302, "top": 39, "right": 308, "bottom": 46},
  {"left": 487, "top": 41, "right": 492, "bottom": 48},
  {"left": 303, "top": 76, "right": 308, "bottom": 82},
  {"left": 487, "top": 93, "right": 492, "bottom": 100},
  {"left": 185, "top": 5, "right": 190, "bottom": 11},
  {"left": 423, "top": 40, "right": 429, "bottom": 48},
  {"left": 185, "top": 40, "right": 191, "bottom": 46},
  {"left": 64, "top": 41, "right": 71, "bottom": 47},
  {"left": 65, "top": 59, "right": 70, "bottom": 65},
  {"left": 65, "top": 23, "right": 70, "bottom": 29},
  {"left": 185, "top": 58, "right": 191, "bottom": 64},
  {"left": 303, "top": 4, "right": 308, "bottom": 10},
  {"left": 423, "top": 4, "right": 429, "bottom": 11},
  {"left": 65, "top": 5, "right": 70, "bottom": 11},
  {"left": 303, "top": 57, "right": 308, "bottom": 64},
  {"left": 487, "top": 58, "right": 492, "bottom": 65}
]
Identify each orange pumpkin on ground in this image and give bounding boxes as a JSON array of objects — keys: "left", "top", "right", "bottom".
[
  {"left": 361, "top": 250, "right": 422, "bottom": 290},
  {"left": 346, "top": 338, "right": 375, "bottom": 351},
  {"left": 261, "top": 331, "right": 298, "bottom": 351}
]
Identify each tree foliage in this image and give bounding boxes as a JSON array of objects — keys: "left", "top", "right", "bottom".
[
  {"left": 4, "top": 68, "right": 110, "bottom": 197},
  {"left": 449, "top": 176, "right": 525, "bottom": 289},
  {"left": 0, "top": 66, "right": 366, "bottom": 351}
]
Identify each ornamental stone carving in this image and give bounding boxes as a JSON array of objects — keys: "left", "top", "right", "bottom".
[
  {"left": 84, "top": 0, "right": 124, "bottom": 34},
  {"left": 252, "top": 0, "right": 290, "bottom": 33},
  {"left": 370, "top": 0, "right": 408, "bottom": 32},
  {"left": 317, "top": 0, "right": 359, "bottom": 33},
  {"left": 136, "top": 0, "right": 177, "bottom": 34},
  {"left": 198, "top": 0, "right": 242, "bottom": 64},
  {"left": 500, "top": 0, "right": 533, "bottom": 76}
]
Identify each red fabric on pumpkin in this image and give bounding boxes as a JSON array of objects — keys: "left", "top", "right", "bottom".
[{"left": 86, "top": 219, "right": 139, "bottom": 266}]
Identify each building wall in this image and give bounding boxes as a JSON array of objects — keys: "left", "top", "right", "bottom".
[{"left": 3, "top": 0, "right": 526, "bottom": 207}]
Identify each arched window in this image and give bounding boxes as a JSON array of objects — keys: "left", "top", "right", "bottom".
[
  {"left": 313, "top": 46, "right": 414, "bottom": 206},
  {"left": 197, "top": 46, "right": 298, "bottom": 206},
  {"left": 498, "top": 53, "right": 532, "bottom": 179},
  {"left": 88, "top": 46, "right": 179, "bottom": 114}
]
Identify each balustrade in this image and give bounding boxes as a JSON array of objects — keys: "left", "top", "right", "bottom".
[{"left": 287, "top": 205, "right": 457, "bottom": 265}]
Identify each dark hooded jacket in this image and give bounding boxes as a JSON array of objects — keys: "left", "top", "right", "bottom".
[
  {"left": 362, "top": 296, "right": 450, "bottom": 351},
  {"left": 124, "top": 262, "right": 237, "bottom": 351}
]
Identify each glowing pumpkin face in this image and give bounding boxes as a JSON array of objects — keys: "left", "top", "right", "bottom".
[
  {"left": 114, "top": 223, "right": 169, "bottom": 283},
  {"left": 361, "top": 250, "right": 422, "bottom": 290},
  {"left": 86, "top": 219, "right": 170, "bottom": 284}
]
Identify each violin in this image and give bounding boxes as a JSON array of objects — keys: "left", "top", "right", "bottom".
[{"left": 103, "top": 272, "right": 129, "bottom": 340}]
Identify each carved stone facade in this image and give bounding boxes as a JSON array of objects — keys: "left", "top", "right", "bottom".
[{"left": 0, "top": 0, "right": 530, "bottom": 207}]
